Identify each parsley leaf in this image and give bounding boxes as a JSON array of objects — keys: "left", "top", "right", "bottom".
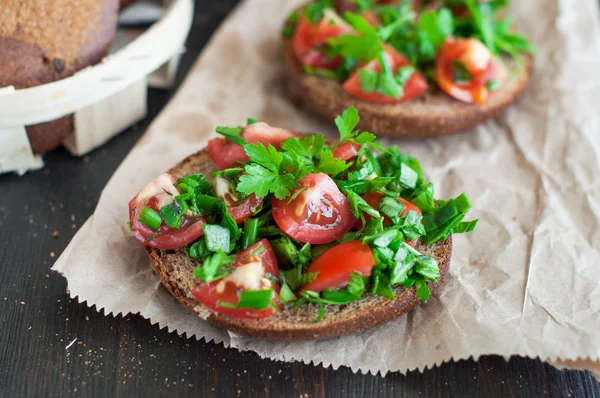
[
  {"left": 215, "top": 126, "right": 246, "bottom": 146},
  {"left": 329, "top": 13, "right": 383, "bottom": 62},
  {"left": 422, "top": 193, "right": 477, "bottom": 245},
  {"left": 317, "top": 149, "right": 350, "bottom": 175},
  {"left": 417, "top": 8, "right": 454, "bottom": 60},
  {"left": 237, "top": 143, "right": 298, "bottom": 200},
  {"left": 347, "top": 191, "right": 381, "bottom": 220},
  {"left": 335, "top": 106, "right": 360, "bottom": 141},
  {"left": 238, "top": 165, "right": 296, "bottom": 200}
]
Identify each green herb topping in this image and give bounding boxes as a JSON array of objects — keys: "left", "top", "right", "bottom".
[{"left": 135, "top": 106, "right": 478, "bottom": 320}]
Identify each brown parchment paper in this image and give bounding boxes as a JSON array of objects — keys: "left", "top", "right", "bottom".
[{"left": 53, "top": 0, "right": 600, "bottom": 376}]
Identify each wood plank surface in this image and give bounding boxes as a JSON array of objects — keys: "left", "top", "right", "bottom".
[{"left": 0, "top": 1, "right": 598, "bottom": 396}]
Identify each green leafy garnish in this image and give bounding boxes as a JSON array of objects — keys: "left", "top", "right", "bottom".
[
  {"left": 139, "top": 206, "right": 161, "bottom": 231},
  {"left": 237, "top": 143, "right": 298, "bottom": 199},
  {"left": 236, "top": 289, "right": 274, "bottom": 309},
  {"left": 192, "top": 250, "right": 235, "bottom": 283},
  {"left": 203, "top": 224, "right": 231, "bottom": 253},
  {"left": 139, "top": 106, "right": 480, "bottom": 320}
]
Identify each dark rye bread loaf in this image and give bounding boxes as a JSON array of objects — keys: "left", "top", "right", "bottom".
[
  {"left": 281, "top": 39, "right": 533, "bottom": 138},
  {"left": 146, "top": 149, "right": 453, "bottom": 341},
  {"left": 120, "top": 0, "right": 138, "bottom": 9},
  {"left": 0, "top": 0, "right": 119, "bottom": 153}
]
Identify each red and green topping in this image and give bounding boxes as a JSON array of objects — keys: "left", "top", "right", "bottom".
[
  {"left": 129, "top": 107, "right": 478, "bottom": 320},
  {"left": 283, "top": 0, "right": 533, "bottom": 104}
]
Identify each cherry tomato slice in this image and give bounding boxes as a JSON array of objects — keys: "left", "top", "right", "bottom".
[
  {"left": 292, "top": 13, "right": 354, "bottom": 69},
  {"left": 434, "top": 37, "right": 503, "bottom": 104},
  {"left": 352, "top": 192, "right": 422, "bottom": 229},
  {"left": 272, "top": 173, "right": 355, "bottom": 244},
  {"left": 207, "top": 138, "right": 248, "bottom": 170},
  {"left": 207, "top": 122, "right": 295, "bottom": 170},
  {"left": 129, "top": 173, "right": 206, "bottom": 249},
  {"left": 332, "top": 142, "right": 361, "bottom": 161},
  {"left": 227, "top": 194, "right": 264, "bottom": 224},
  {"left": 241, "top": 122, "right": 295, "bottom": 148},
  {"left": 191, "top": 239, "right": 280, "bottom": 319},
  {"left": 343, "top": 45, "right": 428, "bottom": 104},
  {"left": 301, "top": 241, "right": 375, "bottom": 293}
]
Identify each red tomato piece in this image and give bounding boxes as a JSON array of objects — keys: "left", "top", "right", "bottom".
[
  {"left": 343, "top": 45, "right": 428, "bottom": 104},
  {"left": 301, "top": 241, "right": 375, "bottom": 293},
  {"left": 207, "top": 123, "right": 296, "bottom": 170},
  {"left": 241, "top": 122, "right": 295, "bottom": 148},
  {"left": 227, "top": 194, "right": 264, "bottom": 224},
  {"left": 434, "top": 37, "right": 504, "bottom": 104},
  {"left": 332, "top": 141, "right": 361, "bottom": 161},
  {"left": 292, "top": 12, "right": 354, "bottom": 69},
  {"left": 352, "top": 192, "right": 422, "bottom": 230},
  {"left": 207, "top": 138, "right": 248, "bottom": 170},
  {"left": 192, "top": 239, "right": 280, "bottom": 319},
  {"left": 272, "top": 173, "right": 356, "bottom": 244},
  {"left": 128, "top": 173, "right": 206, "bottom": 249}
]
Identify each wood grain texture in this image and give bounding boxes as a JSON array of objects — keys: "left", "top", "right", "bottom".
[{"left": 0, "top": 1, "right": 598, "bottom": 396}]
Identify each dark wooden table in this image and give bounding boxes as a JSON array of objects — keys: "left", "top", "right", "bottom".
[{"left": 1, "top": 1, "right": 598, "bottom": 397}]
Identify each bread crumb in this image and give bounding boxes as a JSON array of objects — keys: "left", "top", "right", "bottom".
[
  {"left": 20, "top": 301, "right": 25, "bottom": 305},
  {"left": 50, "top": 252, "right": 55, "bottom": 258},
  {"left": 45, "top": 274, "right": 50, "bottom": 278},
  {"left": 52, "top": 231, "right": 59, "bottom": 238}
]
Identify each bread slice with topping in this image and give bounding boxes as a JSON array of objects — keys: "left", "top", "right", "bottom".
[
  {"left": 146, "top": 149, "right": 453, "bottom": 341},
  {"left": 282, "top": 39, "right": 533, "bottom": 139}
]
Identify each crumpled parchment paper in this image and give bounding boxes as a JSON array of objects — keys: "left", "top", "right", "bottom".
[{"left": 53, "top": 0, "right": 600, "bottom": 376}]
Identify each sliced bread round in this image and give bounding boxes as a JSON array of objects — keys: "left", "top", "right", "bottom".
[
  {"left": 146, "top": 149, "right": 453, "bottom": 341},
  {"left": 281, "top": 39, "right": 533, "bottom": 138}
]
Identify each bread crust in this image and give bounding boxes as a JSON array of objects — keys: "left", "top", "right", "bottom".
[
  {"left": 281, "top": 39, "right": 533, "bottom": 138},
  {"left": 146, "top": 149, "right": 454, "bottom": 341}
]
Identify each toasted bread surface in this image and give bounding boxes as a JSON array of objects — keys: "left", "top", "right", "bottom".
[
  {"left": 146, "top": 149, "right": 453, "bottom": 341},
  {"left": 281, "top": 39, "right": 533, "bottom": 138}
]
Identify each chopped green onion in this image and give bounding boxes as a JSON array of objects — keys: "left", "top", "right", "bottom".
[
  {"left": 303, "top": 65, "right": 338, "bottom": 78},
  {"left": 139, "top": 207, "right": 161, "bottom": 231},
  {"left": 279, "top": 282, "right": 297, "bottom": 304},
  {"left": 399, "top": 163, "right": 419, "bottom": 189},
  {"left": 454, "top": 219, "right": 479, "bottom": 233},
  {"left": 396, "top": 66, "right": 415, "bottom": 85},
  {"left": 359, "top": 69, "right": 379, "bottom": 93},
  {"left": 242, "top": 218, "right": 259, "bottom": 249},
  {"left": 203, "top": 224, "right": 231, "bottom": 253},
  {"left": 236, "top": 289, "right": 273, "bottom": 309},
  {"left": 160, "top": 199, "right": 187, "bottom": 229},
  {"left": 218, "top": 301, "right": 237, "bottom": 309}
]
